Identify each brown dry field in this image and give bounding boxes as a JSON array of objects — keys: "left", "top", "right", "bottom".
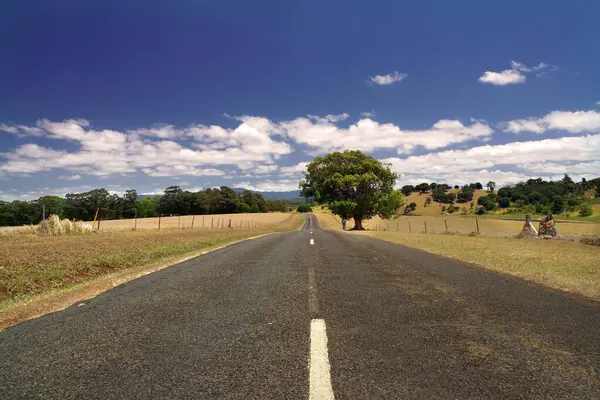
[
  {"left": 0, "top": 213, "right": 302, "bottom": 305},
  {"left": 314, "top": 208, "right": 600, "bottom": 237}
]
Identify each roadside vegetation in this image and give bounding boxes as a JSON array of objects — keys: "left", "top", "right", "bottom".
[
  {"left": 0, "top": 214, "right": 303, "bottom": 308},
  {"left": 0, "top": 185, "right": 302, "bottom": 227}
]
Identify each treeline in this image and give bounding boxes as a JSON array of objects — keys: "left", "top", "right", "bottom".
[
  {"left": 401, "top": 175, "right": 600, "bottom": 216},
  {"left": 0, "top": 186, "right": 292, "bottom": 226}
]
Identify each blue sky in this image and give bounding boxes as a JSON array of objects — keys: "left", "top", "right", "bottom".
[{"left": 1, "top": 0, "right": 599, "bottom": 200}]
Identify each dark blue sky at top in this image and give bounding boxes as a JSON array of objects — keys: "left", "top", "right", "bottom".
[{"left": 1, "top": 0, "right": 599, "bottom": 198}]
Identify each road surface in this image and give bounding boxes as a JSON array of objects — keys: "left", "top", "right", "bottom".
[{"left": 1, "top": 214, "right": 599, "bottom": 399}]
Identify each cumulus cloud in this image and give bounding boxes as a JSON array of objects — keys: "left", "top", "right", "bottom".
[
  {"left": 479, "top": 69, "right": 526, "bottom": 85},
  {"left": 58, "top": 174, "right": 82, "bottom": 181},
  {"left": 368, "top": 71, "right": 407, "bottom": 85},
  {"left": 384, "top": 134, "right": 600, "bottom": 186},
  {"left": 479, "top": 60, "right": 557, "bottom": 85},
  {"left": 360, "top": 111, "right": 375, "bottom": 118},
  {"left": 504, "top": 110, "right": 600, "bottom": 134},
  {"left": 280, "top": 117, "right": 493, "bottom": 154},
  {"left": 233, "top": 179, "right": 300, "bottom": 192}
]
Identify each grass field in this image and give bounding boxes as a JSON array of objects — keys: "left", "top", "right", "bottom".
[
  {"left": 404, "top": 190, "right": 600, "bottom": 222},
  {"left": 1, "top": 212, "right": 294, "bottom": 234},
  {"left": 314, "top": 208, "right": 600, "bottom": 237},
  {"left": 353, "top": 231, "right": 600, "bottom": 301},
  {"left": 0, "top": 213, "right": 302, "bottom": 306}
]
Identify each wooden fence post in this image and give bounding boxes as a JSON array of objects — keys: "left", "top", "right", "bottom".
[
  {"left": 444, "top": 219, "right": 448, "bottom": 232},
  {"left": 158, "top": 215, "right": 161, "bottom": 230},
  {"left": 424, "top": 221, "right": 427, "bottom": 233},
  {"left": 476, "top": 218, "right": 480, "bottom": 233},
  {"left": 211, "top": 217, "right": 214, "bottom": 229},
  {"left": 229, "top": 219, "right": 232, "bottom": 228},
  {"left": 396, "top": 222, "right": 399, "bottom": 231},
  {"left": 191, "top": 216, "right": 195, "bottom": 229},
  {"left": 202, "top": 215, "right": 205, "bottom": 228},
  {"left": 409, "top": 221, "right": 412, "bottom": 233}
]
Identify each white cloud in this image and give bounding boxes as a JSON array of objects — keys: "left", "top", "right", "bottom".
[
  {"left": 360, "top": 111, "right": 375, "bottom": 118},
  {"left": 479, "top": 69, "right": 526, "bottom": 85},
  {"left": 384, "top": 134, "right": 600, "bottom": 186},
  {"left": 233, "top": 179, "right": 299, "bottom": 192},
  {"left": 368, "top": 71, "right": 407, "bottom": 85},
  {"left": 505, "top": 110, "right": 600, "bottom": 134},
  {"left": 281, "top": 117, "right": 492, "bottom": 154},
  {"left": 307, "top": 113, "right": 349, "bottom": 124},
  {"left": 280, "top": 162, "right": 308, "bottom": 176},
  {"left": 58, "top": 174, "right": 82, "bottom": 181},
  {"left": 479, "top": 60, "right": 557, "bottom": 85}
]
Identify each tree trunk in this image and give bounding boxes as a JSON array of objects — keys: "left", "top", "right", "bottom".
[{"left": 351, "top": 216, "right": 365, "bottom": 230}]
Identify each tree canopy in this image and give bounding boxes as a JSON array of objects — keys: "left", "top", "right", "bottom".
[{"left": 299, "top": 150, "right": 403, "bottom": 229}]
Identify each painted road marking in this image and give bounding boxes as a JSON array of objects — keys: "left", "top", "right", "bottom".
[
  {"left": 308, "top": 268, "right": 319, "bottom": 315},
  {"left": 310, "top": 238, "right": 315, "bottom": 245},
  {"left": 309, "top": 319, "right": 335, "bottom": 400}
]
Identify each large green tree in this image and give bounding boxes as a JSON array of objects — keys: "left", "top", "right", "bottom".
[{"left": 299, "top": 150, "right": 403, "bottom": 230}]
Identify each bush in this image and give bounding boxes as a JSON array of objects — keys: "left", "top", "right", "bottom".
[
  {"left": 447, "top": 204, "right": 460, "bottom": 213},
  {"left": 409, "top": 202, "right": 417, "bottom": 210},
  {"left": 476, "top": 206, "right": 487, "bottom": 215},
  {"left": 579, "top": 203, "right": 593, "bottom": 217},
  {"left": 296, "top": 204, "right": 313, "bottom": 213},
  {"left": 477, "top": 196, "right": 497, "bottom": 211},
  {"left": 37, "top": 214, "right": 92, "bottom": 235},
  {"left": 498, "top": 197, "right": 511, "bottom": 208}
]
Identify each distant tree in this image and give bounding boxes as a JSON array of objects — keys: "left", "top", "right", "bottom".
[
  {"left": 487, "top": 181, "right": 496, "bottom": 192},
  {"left": 123, "top": 189, "right": 138, "bottom": 218},
  {"left": 457, "top": 186, "right": 474, "bottom": 203},
  {"left": 401, "top": 185, "right": 415, "bottom": 196},
  {"left": 296, "top": 203, "right": 313, "bottom": 213},
  {"left": 415, "top": 183, "right": 431, "bottom": 194},
  {"left": 266, "top": 200, "right": 287, "bottom": 212},
  {"left": 475, "top": 182, "right": 483, "bottom": 190},
  {"left": 498, "top": 197, "right": 511, "bottom": 208},
  {"left": 137, "top": 197, "right": 158, "bottom": 218},
  {"left": 430, "top": 182, "right": 438, "bottom": 191},
  {"left": 431, "top": 188, "right": 456, "bottom": 204},
  {"left": 300, "top": 150, "right": 403, "bottom": 230},
  {"left": 579, "top": 202, "right": 593, "bottom": 217},
  {"left": 477, "top": 195, "right": 497, "bottom": 211},
  {"left": 454, "top": 185, "right": 460, "bottom": 189}
]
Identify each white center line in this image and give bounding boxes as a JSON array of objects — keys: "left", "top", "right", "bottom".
[
  {"left": 308, "top": 268, "right": 319, "bottom": 315},
  {"left": 309, "top": 319, "right": 335, "bottom": 400},
  {"left": 310, "top": 238, "right": 315, "bottom": 245}
]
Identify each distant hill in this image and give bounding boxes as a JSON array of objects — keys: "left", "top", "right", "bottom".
[
  {"left": 140, "top": 189, "right": 304, "bottom": 201},
  {"left": 232, "top": 188, "right": 303, "bottom": 200}
]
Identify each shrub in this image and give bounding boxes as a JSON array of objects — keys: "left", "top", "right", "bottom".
[
  {"left": 476, "top": 206, "right": 486, "bottom": 215},
  {"left": 579, "top": 203, "right": 593, "bottom": 217},
  {"left": 498, "top": 197, "right": 511, "bottom": 208},
  {"left": 409, "top": 202, "right": 417, "bottom": 210},
  {"left": 296, "top": 204, "right": 313, "bottom": 213},
  {"left": 37, "top": 214, "right": 92, "bottom": 235},
  {"left": 441, "top": 206, "right": 447, "bottom": 213}
]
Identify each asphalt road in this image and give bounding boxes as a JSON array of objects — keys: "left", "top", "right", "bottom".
[{"left": 1, "top": 214, "right": 599, "bottom": 399}]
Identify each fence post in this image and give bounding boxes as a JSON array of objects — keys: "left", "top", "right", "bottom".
[
  {"left": 134, "top": 209, "right": 137, "bottom": 231},
  {"left": 444, "top": 219, "right": 448, "bottom": 232},
  {"left": 191, "top": 216, "right": 195, "bottom": 229},
  {"left": 202, "top": 215, "right": 205, "bottom": 228},
  {"left": 211, "top": 217, "right": 214, "bottom": 229},
  {"left": 229, "top": 219, "right": 232, "bottom": 228},
  {"left": 158, "top": 215, "right": 161, "bottom": 230},
  {"left": 397, "top": 222, "right": 399, "bottom": 231},
  {"left": 409, "top": 221, "right": 412, "bottom": 233},
  {"left": 476, "top": 218, "right": 480, "bottom": 233},
  {"left": 98, "top": 219, "right": 101, "bottom": 230},
  {"left": 178, "top": 215, "right": 181, "bottom": 229},
  {"left": 424, "top": 221, "right": 427, "bottom": 233}
]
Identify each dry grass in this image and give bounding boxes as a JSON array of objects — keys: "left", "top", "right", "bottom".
[
  {"left": 1, "top": 212, "right": 293, "bottom": 234},
  {"left": 0, "top": 214, "right": 303, "bottom": 305},
  {"left": 314, "top": 207, "right": 600, "bottom": 237},
  {"left": 354, "top": 230, "right": 600, "bottom": 301}
]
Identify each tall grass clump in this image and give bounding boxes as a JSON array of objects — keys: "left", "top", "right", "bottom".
[{"left": 38, "top": 214, "right": 92, "bottom": 235}]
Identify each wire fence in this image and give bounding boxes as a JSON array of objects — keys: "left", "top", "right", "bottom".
[
  {"left": 93, "top": 213, "right": 294, "bottom": 232},
  {"left": 336, "top": 216, "right": 600, "bottom": 237}
]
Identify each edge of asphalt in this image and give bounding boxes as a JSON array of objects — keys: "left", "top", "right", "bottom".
[
  {"left": 341, "top": 230, "right": 600, "bottom": 307},
  {"left": 0, "top": 219, "right": 305, "bottom": 331}
]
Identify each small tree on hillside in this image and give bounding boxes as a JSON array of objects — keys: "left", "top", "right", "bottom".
[
  {"left": 299, "top": 150, "right": 403, "bottom": 230},
  {"left": 487, "top": 181, "right": 496, "bottom": 192}
]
